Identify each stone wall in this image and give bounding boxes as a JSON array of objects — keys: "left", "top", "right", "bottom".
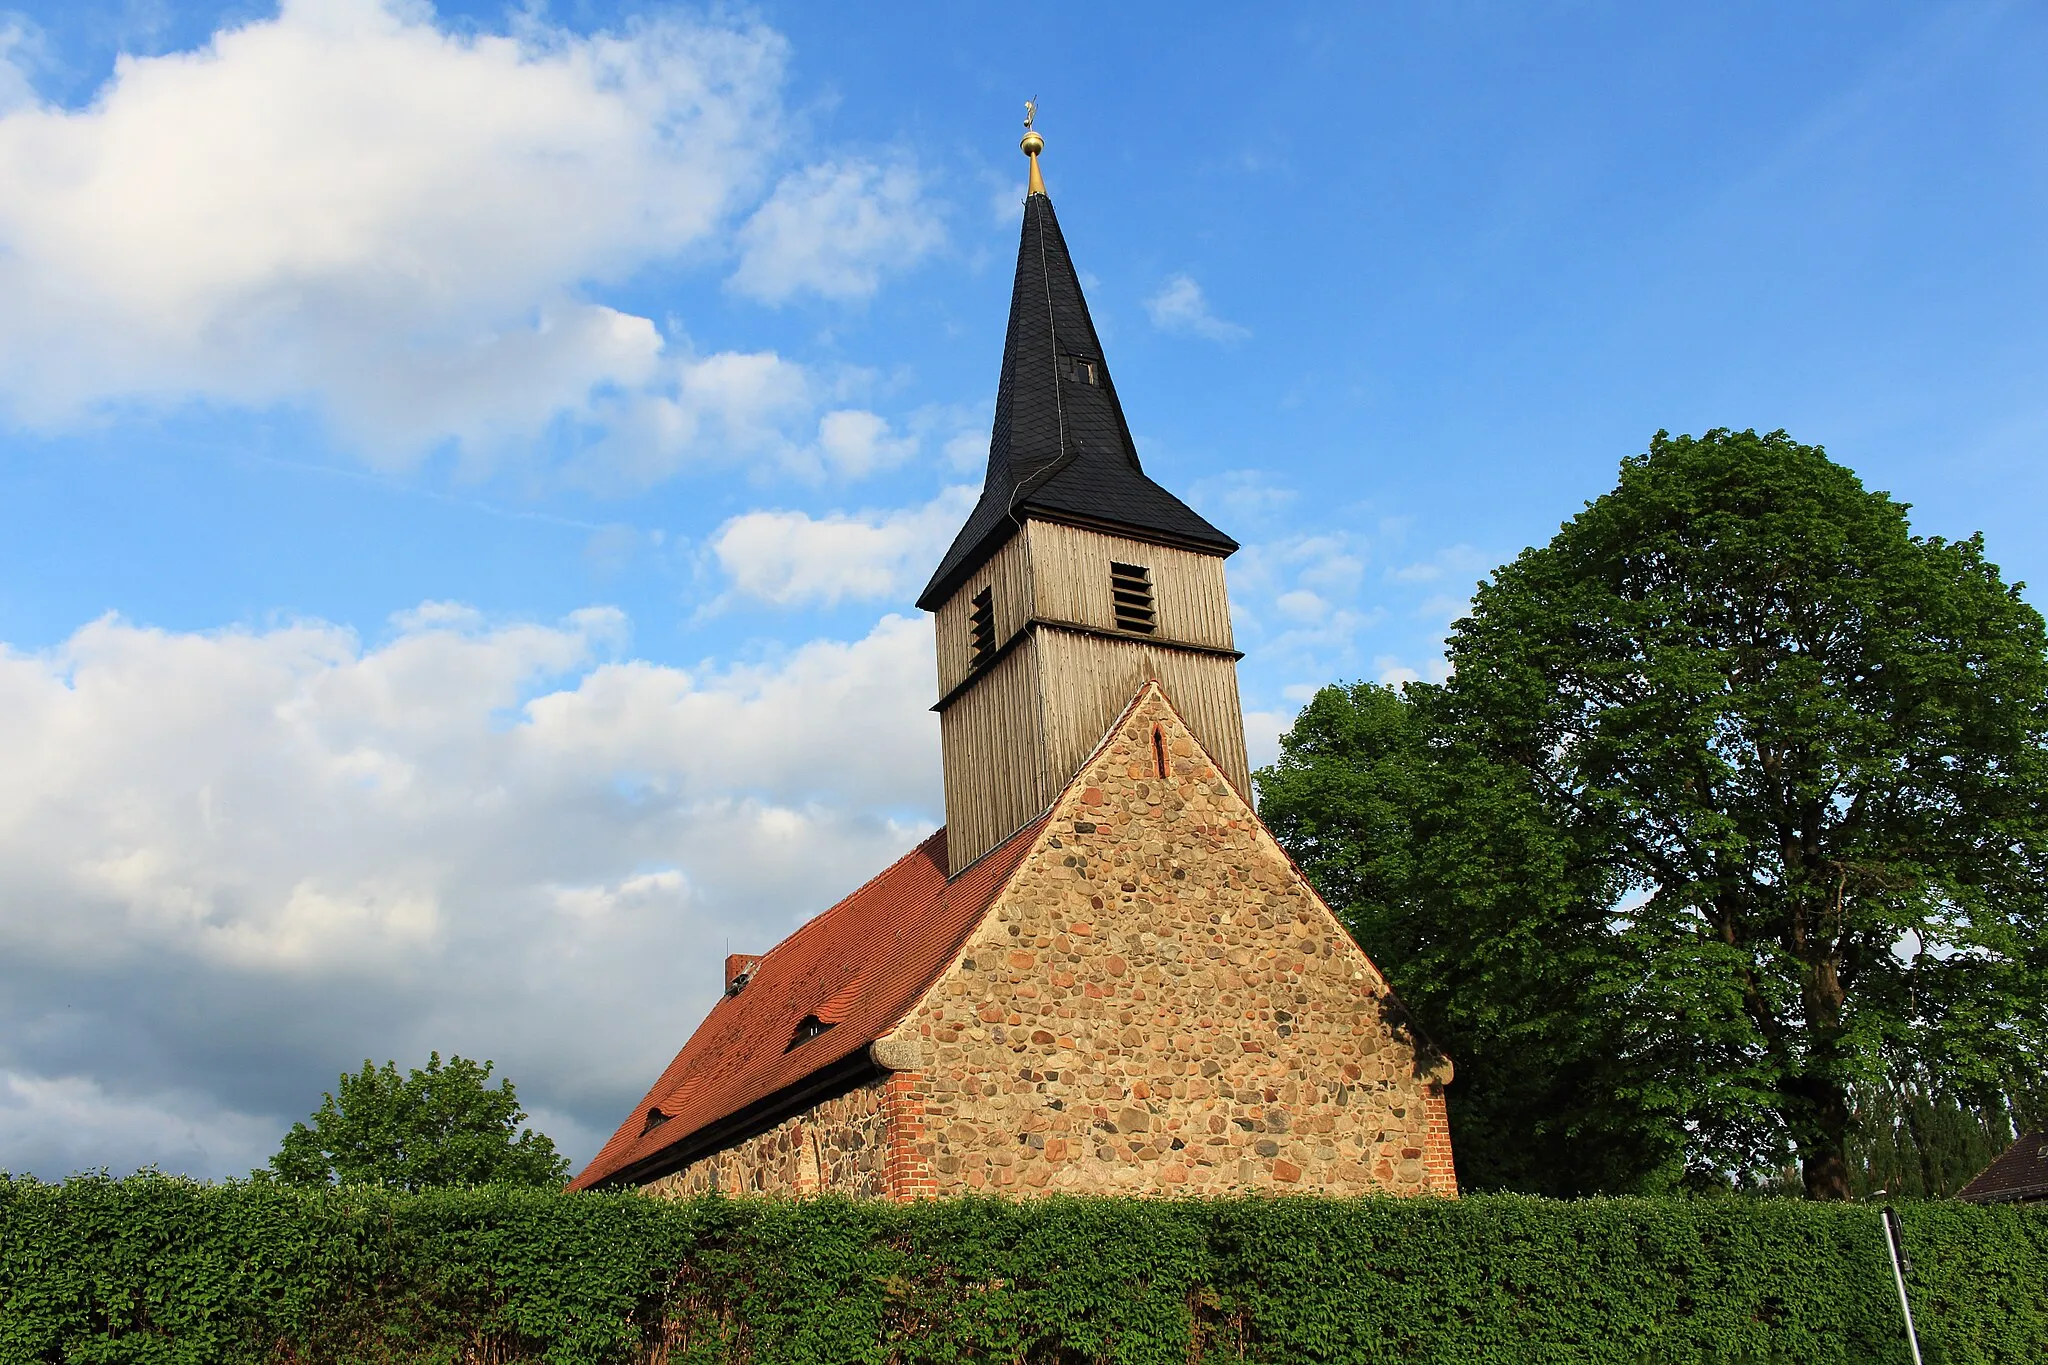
[
  {"left": 643, "top": 1074, "right": 892, "bottom": 1199},
  {"left": 876, "top": 684, "right": 1456, "bottom": 1198}
]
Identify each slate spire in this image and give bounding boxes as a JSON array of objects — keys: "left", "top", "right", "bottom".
[{"left": 916, "top": 130, "right": 1236, "bottom": 611}]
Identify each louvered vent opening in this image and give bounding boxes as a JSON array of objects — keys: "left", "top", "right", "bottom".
[
  {"left": 1110, "top": 562, "right": 1156, "bottom": 634},
  {"left": 968, "top": 586, "right": 996, "bottom": 668}
]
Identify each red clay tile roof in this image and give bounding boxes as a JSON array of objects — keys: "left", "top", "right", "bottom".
[
  {"left": 1957, "top": 1128, "right": 2048, "bottom": 1204},
  {"left": 571, "top": 817, "right": 1047, "bottom": 1190}
]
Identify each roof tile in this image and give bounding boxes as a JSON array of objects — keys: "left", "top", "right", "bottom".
[
  {"left": 1957, "top": 1128, "right": 2048, "bottom": 1204},
  {"left": 571, "top": 816, "right": 1047, "bottom": 1190}
]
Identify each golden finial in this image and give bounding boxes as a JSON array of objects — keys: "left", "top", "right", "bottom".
[{"left": 1020, "top": 98, "right": 1045, "bottom": 196}]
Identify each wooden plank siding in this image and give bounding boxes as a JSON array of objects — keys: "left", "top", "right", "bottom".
[
  {"left": 938, "top": 643, "right": 1050, "bottom": 872},
  {"left": 1033, "top": 629, "right": 1253, "bottom": 804},
  {"left": 932, "top": 516, "right": 1251, "bottom": 875},
  {"left": 1024, "top": 521, "right": 1236, "bottom": 650},
  {"left": 932, "top": 531, "right": 1033, "bottom": 697}
]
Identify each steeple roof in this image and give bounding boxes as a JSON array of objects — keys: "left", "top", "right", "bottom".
[{"left": 916, "top": 184, "right": 1236, "bottom": 611}]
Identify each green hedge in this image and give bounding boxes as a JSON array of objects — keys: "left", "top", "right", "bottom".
[{"left": 2, "top": 1174, "right": 2043, "bottom": 1364}]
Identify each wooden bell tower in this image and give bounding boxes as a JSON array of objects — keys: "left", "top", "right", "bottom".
[{"left": 918, "top": 119, "right": 1250, "bottom": 875}]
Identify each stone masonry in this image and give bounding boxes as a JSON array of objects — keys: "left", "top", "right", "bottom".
[
  {"left": 645, "top": 1075, "right": 892, "bottom": 1199},
  {"left": 639, "top": 683, "right": 1457, "bottom": 1202},
  {"left": 870, "top": 684, "right": 1456, "bottom": 1198}
]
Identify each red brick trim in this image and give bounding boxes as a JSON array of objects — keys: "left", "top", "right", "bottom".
[
  {"left": 1423, "top": 1084, "right": 1459, "bottom": 1197},
  {"left": 883, "top": 1071, "right": 936, "bottom": 1201}
]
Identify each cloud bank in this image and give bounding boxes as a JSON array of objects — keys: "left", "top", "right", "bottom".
[
  {"left": 733, "top": 160, "right": 947, "bottom": 303},
  {"left": 0, "top": 605, "right": 942, "bottom": 1178},
  {"left": 710, "top": 485, "right": 977, "bottom": 607},
  {"left": 0, "top": 0, "right": 943, "bottom": 469}
]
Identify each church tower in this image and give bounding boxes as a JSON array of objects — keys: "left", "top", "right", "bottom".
[{"left": 919, "top": 120, "right": 1251, "bottom": 875}]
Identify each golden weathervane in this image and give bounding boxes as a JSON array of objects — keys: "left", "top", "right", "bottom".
[{"left": 1021, "top": 98, "right": 1046, "bottom": 196}]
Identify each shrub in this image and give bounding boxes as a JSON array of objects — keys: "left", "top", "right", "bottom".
[{"left": 2, "top": 1174, "right": 2041, "bottom": 1364}]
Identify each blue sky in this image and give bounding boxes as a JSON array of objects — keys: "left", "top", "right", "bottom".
[{"left": 1, "top": 0, "right": 2043, "bottom": 1180}]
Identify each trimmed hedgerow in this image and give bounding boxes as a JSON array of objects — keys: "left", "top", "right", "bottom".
[{"left": 1, "top": 1173, "right": 2042, "bottom": 1364}]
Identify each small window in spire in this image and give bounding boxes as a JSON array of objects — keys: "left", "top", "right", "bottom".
[
  {"left": 1110, "top": 562, "right": 1156, "bottom": 634},
  {"left": 1062, "top": 354, "right": 1099, "bottom": 386},
  {"left": 968, "top": 587, "right": 997, "bottom": 669}
]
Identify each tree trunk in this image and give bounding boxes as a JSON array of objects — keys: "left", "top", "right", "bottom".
[
  {"left": 1901, "top": 1082, "right": 1939, "bottom": 1197},
  {"left": 1797, "top": 1075, "right": 1854, "bottom": 1200},
  {"left": 1794, "top": 938, "right": 1854, "bottom": 1200}
]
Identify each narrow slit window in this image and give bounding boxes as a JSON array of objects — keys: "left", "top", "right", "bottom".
[
  {"left": 968, "top": 586, "right": 996, "bottom": 669},
  {"left": 1110, "top": 562, "right": 1156, "bottom": 634},
  {"left": 1153, "top": 723, "right": 1169, "bottom": 779}
]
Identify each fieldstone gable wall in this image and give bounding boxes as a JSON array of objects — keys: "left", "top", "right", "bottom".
[
  {"left": 874, "top": 683, "right": 1456, "bottom": 1198},
  {"left": 638, "top": 683, "right": 1456, "bottom": 1202}
]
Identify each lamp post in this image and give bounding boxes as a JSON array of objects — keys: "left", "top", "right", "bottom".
[{"left": 1869, "top": 1191, "right": 1924, "bottom": 1365}]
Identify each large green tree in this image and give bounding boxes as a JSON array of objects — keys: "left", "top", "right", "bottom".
[
  {"left": 1260, "top": 681, "right": 1697, "bottom": 1194},
  {"left": 269, "top": 1053, "right": 569, "bottom": 1191},
  {"left": 1261, "top": 430, "right": 2048, "bottom": 1198}
]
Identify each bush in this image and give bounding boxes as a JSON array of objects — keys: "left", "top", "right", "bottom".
[{"left": 2, "top": 1173, "right": 2042, "bottom": 1364}]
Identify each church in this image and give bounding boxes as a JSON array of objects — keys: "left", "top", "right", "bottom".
[{"left": 571, "top": 122, "right": 1457, "bottom": 1201}]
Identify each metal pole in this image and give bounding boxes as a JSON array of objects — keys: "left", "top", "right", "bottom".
[{"left": 1880, "top": 1205, "right": 1924, "bottom": 1365}]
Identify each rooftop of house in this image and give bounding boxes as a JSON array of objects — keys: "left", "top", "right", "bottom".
[
  {"left": 1956, "top": 1127, "right": 2048, "bottom": 1204},
  {"left": 571, "top": 814, "right": 1048, "bottom": 1190}
]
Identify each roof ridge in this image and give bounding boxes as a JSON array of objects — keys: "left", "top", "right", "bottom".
[{"left": 747, "top": 826, "right": 947, "bottom": 974}]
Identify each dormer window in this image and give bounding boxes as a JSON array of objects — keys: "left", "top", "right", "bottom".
[
  {"left": 1110, "top": 562, "right": 1156, "bottom": 634},
  {"left": 968, "top": 586, "right": 996, "bottom": 669},
  {"left": 787, "top": 1015, "right": 834, "bottom": 1051},
  {"left": 641, "top": 1108, "right": 669, "bottom": 1136},
  {"left": 1061, "top": 354, "right": 1099, "bottom": 386}
]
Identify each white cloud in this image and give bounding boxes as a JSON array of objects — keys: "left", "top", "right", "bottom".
[
  {"left": 710, "top": 485, "right": 977, "bottom": 607},
  {"left": 573, "top": 361, "right": 942, "bottom": 489},
  {"left": 0, "top": 17, "right": 39, "bottom": 115},
  {"left": 0, "top": 1, "right": 936, "bottom": 470},
  {"left": 1274, "top": 589, "right": 1328, "bottom": 623},
  {"left": 551, "top": 869, "right": 690, "bottom": 921},
  {"left": 1230, "top": 533, "right": 1368, "bottom": 614},
  {"left": 1376, "top": 659, "right": 1424, "bottom": 686},
  {"left": 1375, "top": 654, "right": 1451, "bottom": 687},
  {"left": 0, "top": 1070, "right": 283, "bottom": 1180},
  {"left": 1388, "top": 543, "right": 1490, "bottom": 587},
  {"left": 903, "top": 400, "right": 988, "bottom": 474},
  {"left": 1191, "top": 469, "right": 1299, "bottom": 528},
  {"left": 989, "top": 176, "right": 1026, "bottom": 226},
  {"left": 1144, "top": 273, "right": 1249, "bottom": 342},
  {"left": 944, "top": 430, "right": 987, "bottom": 470},
  {"left": 1416, "top": 593, "right": 1474, "bottom": 623},
  {"left": 0, "top": 605, "right": 943, "bottom": 1178},
  {"left": 815, "top": 408, "right": 918, "bottom": 478},
  {"left": 570, "top": 347, "right": 827, "bottom": 488},
  {"left": 731, "top": 159, "right": 945, "bottom": 303},
  {"left": 1241, "top": 709, "right": 1297, "bottom": 775}
]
